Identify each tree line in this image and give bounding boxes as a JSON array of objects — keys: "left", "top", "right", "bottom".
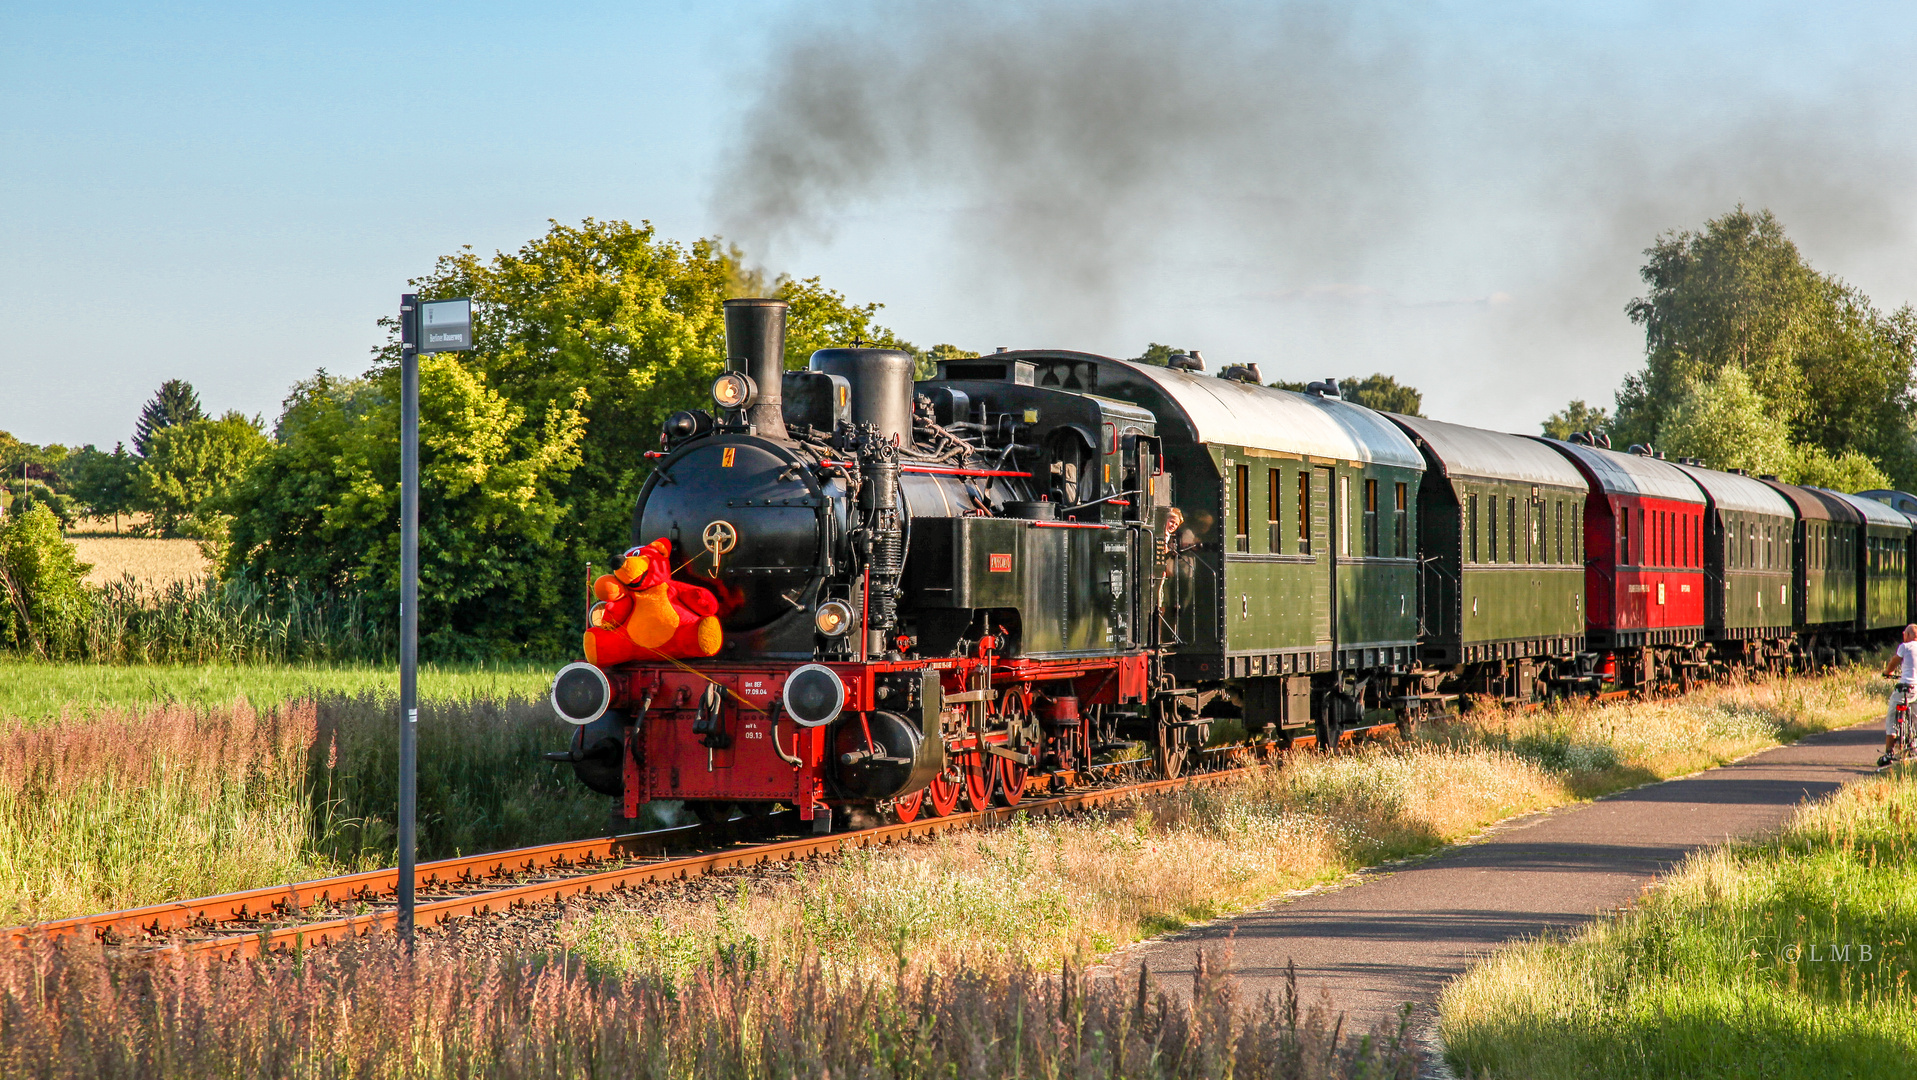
[
  {"left": 1, "top": 380, "right": 267, "bottom": 539},
  {"left": 1543, "top": 206, "right": 1915, "bottom": 490},
  {"left": 7, "top": 207, "right": 1908, "bottom": 663}
]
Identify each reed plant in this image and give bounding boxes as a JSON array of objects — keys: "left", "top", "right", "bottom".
[
  {"left": 0, "top": 692, "right": 604, "bottom": 923},
  {"left": 0, "top": 938, "right": 1418, "bottom": 1080},
  {"left": 78, "top": 574, "right": 393, "bottom": 664},
  {"left": 1438, "top": 766, "right": 1917, "bottom": 1078}
]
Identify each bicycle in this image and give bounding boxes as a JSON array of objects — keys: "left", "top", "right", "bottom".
[{"left": 1880, "top": 683, "right": 1914, "bottom": 768}]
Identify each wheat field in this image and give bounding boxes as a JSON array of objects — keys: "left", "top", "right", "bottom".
[{"left": 64, "top": 536, "right": 211, "bottom": 589}]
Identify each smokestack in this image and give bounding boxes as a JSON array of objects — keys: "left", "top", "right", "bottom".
[{"left": 723, "top": 298, "right": 788, "bottom": 439}]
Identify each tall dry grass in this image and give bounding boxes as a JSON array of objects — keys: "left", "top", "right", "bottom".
[
  {"left": 0, "top": 938, "right": 1418, "bottom": 1080},
  {"left": 567, "top": 668, "right": 1884, "bottom": 981},
  {"left": 0, "top": 692, "right": 606, "bottom": 923}
]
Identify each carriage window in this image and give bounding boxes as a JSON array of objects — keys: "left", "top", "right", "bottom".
[
  {"left": 1619, "top": 508, "right": 1629, "bottom": 565},
  {"left": 1268, "top": 468, "right": 1283, "bottom": 553},
  {"left": 1234, "top": 464, "right": 1249, "bottom": 552},
  {"left": 1394, "top": 481, "right": 1408, "bottom": 558},
  {"left": 1468, "top": 493, "right": 1480, "bottom": 562},
  {"left": 1363, "top": 478, "right": 1379, "bottom": 557},
  {"left": 1339, "top": 475, "right": 1351, "bottom": 556},
  {"left": 1508, "top": 498, "right": 1518, "bottom": 563},
  {"left": 1489, "top": 496, "right": 1499, "bottom": 562},
  {"left": 1297, "top": 473, "right": 1311, "bottom": 555}
]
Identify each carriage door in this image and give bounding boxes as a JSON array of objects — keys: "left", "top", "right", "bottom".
[
  {"left": 1312, "top": 465, "right": 1336, "bottom": 658},
  {"left": 1124, "top": 435, "right": 1163, "bottom": 649}
]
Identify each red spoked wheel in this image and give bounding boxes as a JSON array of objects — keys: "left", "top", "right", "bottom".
[
  {"left": 961, "top": 750, "right": 993, "bottom": 811},
  {"left": 994, "top": 753, "right": 1029, "bottom": 806},
  {"left": 893, "top": 789, "right": 925, "bottom": 823},
  {"left": 925, "top": 760, "right": 963, "bottom": 817}
]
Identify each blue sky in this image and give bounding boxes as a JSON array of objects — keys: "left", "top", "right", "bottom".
[{"left": 6, "top": 2, "right": 1917, "bottom": 448}]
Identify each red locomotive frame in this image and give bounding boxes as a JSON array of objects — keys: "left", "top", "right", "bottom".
[{"left": 611, "top": 651, "right": 1150, "bottom": 821}]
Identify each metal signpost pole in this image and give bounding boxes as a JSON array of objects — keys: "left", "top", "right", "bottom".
[
  {"left": 396, "top": 293, "right": 473, "bottom": 948},
  {"left": 398, "top": 294, "right": 420, "bottom": 947}
]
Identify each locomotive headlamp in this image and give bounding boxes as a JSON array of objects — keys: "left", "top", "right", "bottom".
[
  {"left": 782, "top": 663, "right": 844, "bottom": 728},
  {"left": 814, "top": 600, "right": 854, "bottom": 637},
  {"left": 551, "top": 662, "right": 612, "bottom": 726},
  {"left": 711, "top": 372, "right": 757, "bottom": 411}
]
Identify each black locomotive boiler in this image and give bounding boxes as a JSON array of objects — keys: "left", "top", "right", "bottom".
[{"left": 546, "top": 298, "right": 1917, "bottom": 826}]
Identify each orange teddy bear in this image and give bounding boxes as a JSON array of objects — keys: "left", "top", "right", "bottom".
[{"left": 582, "top": 538, "right": 724, "bottom": 667}]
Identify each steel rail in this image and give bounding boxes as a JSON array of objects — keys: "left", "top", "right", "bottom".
[
  {"left": 172, "top": 763, "right": 1265, "bottom": 961},
  {"left": 7, "top": 820, "right": 720, "bottom": 947},
  {"left": 10, "top": 762, "right": 1273, "bottom": 961}
]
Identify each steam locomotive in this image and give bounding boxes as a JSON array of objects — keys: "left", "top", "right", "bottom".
[{"left": 546, "top": 298, "right": 1915, "bottom": 829}]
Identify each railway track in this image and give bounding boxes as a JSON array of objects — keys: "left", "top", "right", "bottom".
[{"left": 8, "top": 739, "right": 1342, "bottom": 961}]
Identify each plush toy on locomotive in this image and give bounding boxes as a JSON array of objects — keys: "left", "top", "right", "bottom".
[{"left": 546, "top": 299, "right": 1175, "bottom": 829}]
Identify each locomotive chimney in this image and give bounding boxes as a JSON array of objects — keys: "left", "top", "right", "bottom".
[{"left": 723, "top": 298, "right": 787, "bottom": 439}]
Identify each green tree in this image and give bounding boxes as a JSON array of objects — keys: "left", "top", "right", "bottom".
[
  {"left": 132, "top": 379, "right": 206, "bottom": 457},
  {"left": 919, "top": 343, "right": 979, "bottom": 380},
  {"left": 0, "top": 503, "right": 93, "bottom": 659},
  {"left": 1268, "top": 373, "right": 1423, "bottom": 416},
  {"left": 61, "top": 444, "right": 141, "bottom": 531},
  {"left": 1131, "top": 343, "right": 1191, "bottom": 366},
  {"left": 1540, "top": 400, "right": 1613, "bottom": 441},
  {"left": 1617, "top": 206, "right": 1917, "bottom": 486},
  {"left": 380, "top": 219, "right": 909, "bottom": 604},
  {"left": 1658, "top": 367, "right": 1792, "bottom": 474},
  {"left": 135, "top": 412, "right": 270, "bottom": 541},
  {"left": 1788, "top": 447, "right": 1891, "bottom": 491},
  {"left": 225, "top": 359, "right": 587, "bottom": 660},
  {"left": 0, "top": 479, "right": 77, "bottom": 529}
]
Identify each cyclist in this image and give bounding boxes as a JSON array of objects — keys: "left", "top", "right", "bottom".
[{"left": 1880, "top": 624, "right": 1917, "bottom": 767}]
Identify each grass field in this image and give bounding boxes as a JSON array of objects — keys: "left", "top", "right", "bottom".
[
  {"left": 0, "top": 689, "right": 605, "bottom": 922},
  {"left": 64, "top": 535, "right": 211, "bottom": 589},
  {"left": 1438, "top": 765, "right": 1917, "bottom": 1079},
  {"left": 0, "top": 658, "right": 556, "bottom": 724},
  {"left": 563, "top": 668, "right": 1884, "bottom": 981}
]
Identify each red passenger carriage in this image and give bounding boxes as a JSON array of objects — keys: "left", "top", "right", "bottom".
[{"left": 1537, "top": 438, "right": 1708, "bottom": 687}]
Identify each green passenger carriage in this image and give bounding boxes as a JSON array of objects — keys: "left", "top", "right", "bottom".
[
  {"left": 1672, "top": 463, "right": 1794, "bottom": 669},
  {"left": 1832, "top": 490, "right": 1912, "bottom": 635},
  {"left": 1385, "top": 414, "right": 1587, "bottom": 702}
]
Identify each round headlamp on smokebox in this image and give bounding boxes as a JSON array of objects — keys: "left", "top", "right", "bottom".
[
  {"left": 551, "top": 662, "right": 612, "bottom": 726},
  {"left": 814, "top": 600, "right": 854, "bottom": 637},
  {"left": 782, "top": 663, "right": 844, "bottom": 728},
  {"left": 711, "top": 372, "right": 757, "bottom": 411}
]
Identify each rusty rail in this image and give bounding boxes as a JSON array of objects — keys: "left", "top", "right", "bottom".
[{"left": 10, "top": 760, "right": 1279, "bottom": 960}]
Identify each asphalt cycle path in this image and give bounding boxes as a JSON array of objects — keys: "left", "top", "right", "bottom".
[{"left": 1121, "top": 721, "right": 1883, "bottom": 1039}]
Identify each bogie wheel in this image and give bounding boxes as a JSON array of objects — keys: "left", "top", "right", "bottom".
[
  {"left": 893, "top": 790, "right": 925, "bottom": 823},
  {"left": 1152, "top": 724, "right": 1188, "bottom": 780},
  {"left": 925, "top": 761, "right": 962, "bottom": 817},
  {"left": 994, "top": 753, "right": 1029, "bottom": 806},
  {"left": 1315, "top": 715, "right": 1338, "bottom": 754},
  {"left": 960, "top": 750, "right": 993, "bottom": 811}
]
